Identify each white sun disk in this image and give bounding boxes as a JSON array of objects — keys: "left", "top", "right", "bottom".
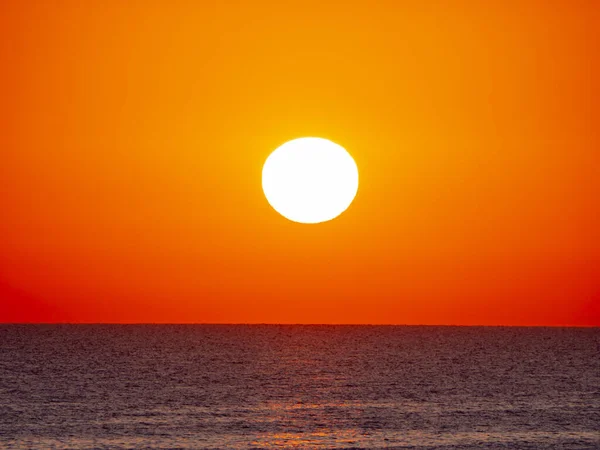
[{"left": 262, "top": 138, "right": 359, "bottom": 224}]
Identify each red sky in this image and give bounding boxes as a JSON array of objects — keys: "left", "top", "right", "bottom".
[{"left": 1, "top": 1, "right": 598, "bottom": 325}]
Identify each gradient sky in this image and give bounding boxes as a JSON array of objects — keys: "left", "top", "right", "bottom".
[{"left": 1, "top": 1, "right": 598, "bottom": 325}]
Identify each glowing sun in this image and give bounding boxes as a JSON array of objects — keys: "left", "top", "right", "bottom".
[{"left": 262, "top": 137, "right": 359, "bottom": 224}]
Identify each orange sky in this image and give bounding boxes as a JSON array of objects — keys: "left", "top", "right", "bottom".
[{"left": 1, "top": 1, "right": 598, "bottom": 325}]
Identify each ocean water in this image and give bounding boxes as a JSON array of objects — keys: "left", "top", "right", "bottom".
[{"left": 0, "top": 325, "right": 598, "bottom": 449}]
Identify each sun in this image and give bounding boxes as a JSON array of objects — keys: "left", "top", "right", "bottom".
[{"left": 262, "top": 137, "right": 359, "bottom": 224}]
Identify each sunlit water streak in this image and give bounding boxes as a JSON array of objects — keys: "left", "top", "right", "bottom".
[{"left": 1, "top": 325, "right": 598, "bottom": 449}]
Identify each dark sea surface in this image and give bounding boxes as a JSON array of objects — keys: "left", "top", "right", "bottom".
[{"left": 0, "top": 325, "right": 598, "bottom": 449}]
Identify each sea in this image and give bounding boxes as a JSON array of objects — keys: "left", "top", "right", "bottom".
[{"left": 0, "top": 325, "right": 598, "bottom": 449}]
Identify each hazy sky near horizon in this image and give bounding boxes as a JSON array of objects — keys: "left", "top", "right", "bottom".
[{"left": 1, "top": 1, "right": 598, "bottom": 325}]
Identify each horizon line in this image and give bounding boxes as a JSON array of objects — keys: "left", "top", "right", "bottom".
[{"left": 1, "top": 322, "right": 598, "bottom": 328}]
